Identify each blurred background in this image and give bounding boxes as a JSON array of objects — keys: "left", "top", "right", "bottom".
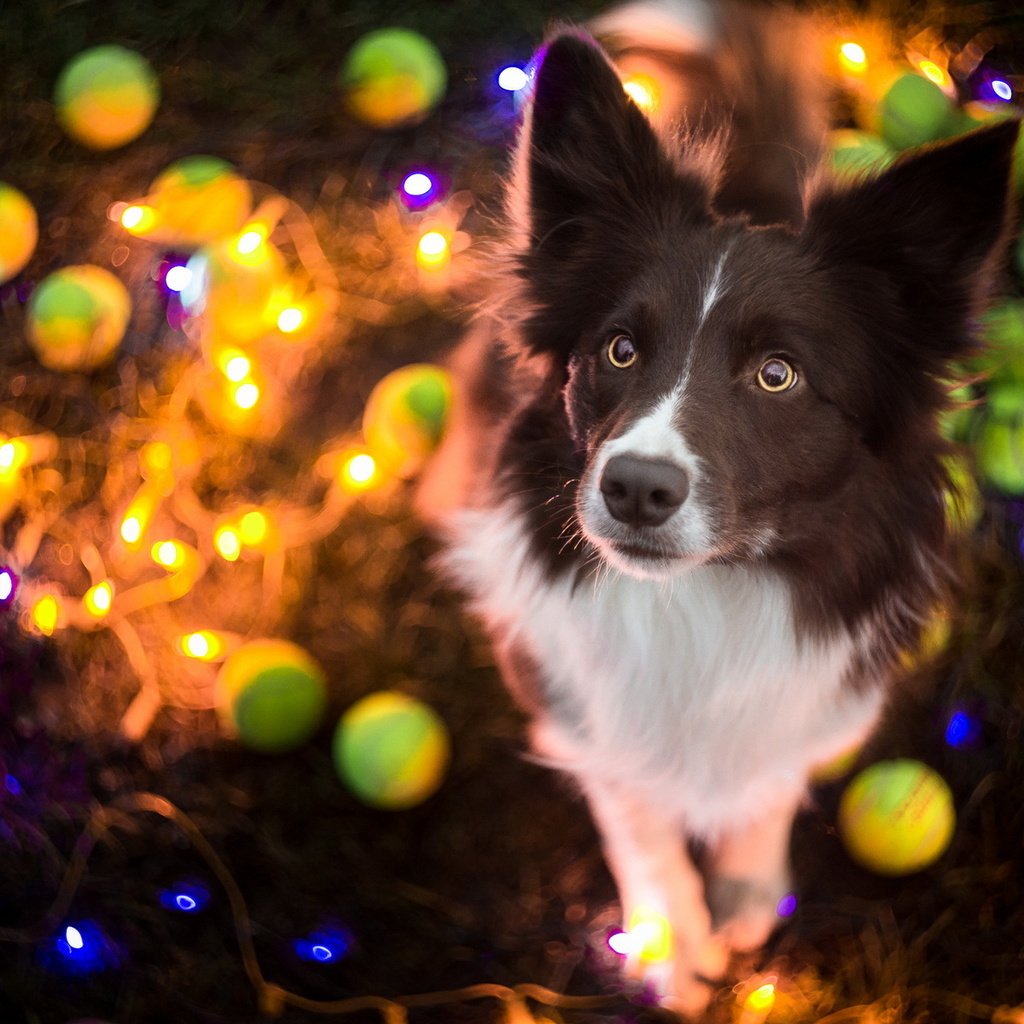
[{"left": 1, "top": 1, "right": 1024, "bottom": 1022}]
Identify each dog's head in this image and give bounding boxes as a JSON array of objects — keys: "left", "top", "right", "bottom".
[{"left": 509, "top": 32, "right": 1017, "bottom": 583}]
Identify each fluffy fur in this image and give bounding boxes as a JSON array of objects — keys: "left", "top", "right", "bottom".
[{"left": 419, "top": 3, "right": 1017, "bottom": 1013}]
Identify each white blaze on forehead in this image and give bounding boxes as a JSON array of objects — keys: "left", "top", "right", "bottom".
[{"left": 697, "top": 249, "right": 730, "bottom": 329}]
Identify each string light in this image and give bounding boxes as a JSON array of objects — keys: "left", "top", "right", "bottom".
[
  {"left": 497, "top": 66, "right": 529, "bottom": 92},
  {"left": 622, "top": 73, "right": 659, "bottom": 114},
  {"left": 178, "top": 630, "right": 224, "bottom": 660},
  {"left": 0, "top": 567, "right": 16, "bottom": 605},
  {"left": 416, "top": 230, "right": 449, "bottom": 268},
  {"left": 276, "top": 306, "right": 304, "bottom": 333},
  {"left": 164, "top": 264, "right": 192, "bottom": 292},
  {"left": 31, "top": 594, "right": 60, "bottom": 635},
  {"left": 918, "top": 59, "right": 949, "bottom": 87},
  {"left": 991, "top": 78, "right": 1013, "bottom": 101},
  {"left": 339, "top": 449, "right": 380, "bottom": 492},
  {"left": 83, "top": 581, "right": 114, "bottom": 619},
  {"left": 232, "top": 381, "right": 260, "bottom": 410},
  {"left": 152, "top": 540, "right": 186, "bottom": 570},
  {"left": 214, "top": 525, "right": 242, "bottom": 562},
  {"left": 838, "top": 41, "right": 868, "bottom": 74}
]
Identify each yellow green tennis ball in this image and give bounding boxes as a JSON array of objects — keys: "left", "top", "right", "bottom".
[
  {"left": 54, "top": 45, "right": 160, "bottom": 150},
  {"left": 362, "top": 363, "right": 452, "bottom": 477},
  {"left": 149, "top": 156, "right": 252, "bottom": 247},
  {"left": 839, "top": 759, "right": 955, "bottom": 875},
  {"left": 333, "top": 691, "right": 450, "bottom": 809},
  {"left": 975, "top": 417, "right": 1024, "bottom": 494},
  {"left": 829, "top": 129, "right": 894, "bottom": 179},
  {"left": 878, "top": 72, "right": 956, "bottom": 151},
  {"left": 0, "top": 183, "right": 38, "bottom": 283},
  {"left": 27, "top": 265, "right": 130, "bottom": 372},
  {"left": 216, "top": 639, "right": 327, "bottom": 753},
  {"left": 341, "top": 28, "right": 447, "bottom": 128}
]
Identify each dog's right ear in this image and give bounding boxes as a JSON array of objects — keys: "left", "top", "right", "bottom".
[{"left": 512, "top": 32, "right": 710, "bottom": 358}]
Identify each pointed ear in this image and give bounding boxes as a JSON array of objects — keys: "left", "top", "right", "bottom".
[
  {"left": 803, "top": 120, "right": 1018, "bottom": 361},
  {"left": 512, "top": 32, "right": 710, "bottom": 357}
]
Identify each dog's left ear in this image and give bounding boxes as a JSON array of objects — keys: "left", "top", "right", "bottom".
[
  {"left": 803, "top": 119, "right": 1019, "bottom": 363},
  {"left": 513, "top": 31, "right": 710, "bottom": 358}
]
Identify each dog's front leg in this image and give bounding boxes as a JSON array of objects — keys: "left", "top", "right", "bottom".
[
  {"left": 582, "top": 778, "right": 729, "bottom": 1015},
  {"left": 704, "top": 793, "right": 800, "bottom": 955}
]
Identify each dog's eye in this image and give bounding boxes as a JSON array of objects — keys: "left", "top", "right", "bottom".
[
  {"left": 607, "top": 334, "right": 638, "bottom": 369},
  {"left": 756, "top": 358, "right": 797, "bottom": 393}
]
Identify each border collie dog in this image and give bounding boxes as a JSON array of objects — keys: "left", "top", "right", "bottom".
[{"left": 420, "top": 2, "right": 1017, "bottom": 1012}]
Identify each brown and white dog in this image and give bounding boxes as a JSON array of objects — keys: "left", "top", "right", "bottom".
[{"left": 419, "top": 1, "right": 1017, "bottom": 1012}]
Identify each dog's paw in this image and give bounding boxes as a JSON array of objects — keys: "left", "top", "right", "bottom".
[
  {"left": 620, "top": 905, "right": 729, "bottom": 1017},
  {"left": 705, "top": 875, "right": 789, "bottom": 953}
]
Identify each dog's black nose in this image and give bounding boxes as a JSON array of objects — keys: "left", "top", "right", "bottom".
[{"left": 599, "top": 455, "right": 689, "bottom": 527}]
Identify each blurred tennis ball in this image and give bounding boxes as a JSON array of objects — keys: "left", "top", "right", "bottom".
[
  {"left": 333, "top": 691, "right": 450, "bottom": 809},
  {"left": 877, "top": 72, "right": 956, "bottom": 151},
  {"left": 54, "top": 44, "right": 160, "bottom": 149},
  {"left": 0, "top": 183, "right": 38, "bottom": 283},
  {"left": 975, "top": 416, "right": 1024, "bottom": 494},
  {"left": 341, "top": 28, "right": 447, "bottom": 128},
  {"left": 362, "top": 363, "right": 452, "bottom": 477},
  {"left": 839, "top": 759, "right": 955, "bottom": 875},
  {"left": 147, "top": 156, "right": 252, "bottom": 247},
  {"left": 216, "top": 638, "right": 328, "bottom": 753},
  {"left": 27, "top": 265, "right": 130, "bottom": 372}
]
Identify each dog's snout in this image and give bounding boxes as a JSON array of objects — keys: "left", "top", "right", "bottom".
[{"left": 600, "top": 455, "right": 689, "bottom": 528}]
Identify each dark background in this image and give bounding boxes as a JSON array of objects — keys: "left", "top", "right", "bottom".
[{"left": 1, "top": 2, "right": 1024, "bottom": 1022}]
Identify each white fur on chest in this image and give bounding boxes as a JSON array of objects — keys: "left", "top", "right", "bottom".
[{"left": 443, "top": 502, "right": 884, "bottom": 837}]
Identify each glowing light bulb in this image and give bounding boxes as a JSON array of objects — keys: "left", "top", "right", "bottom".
[
  {"left": 64, "top": 926, "right": 84, "bottom": 950},
  {"left": 417, "top": 230, "right": 449, "bottom": 268},
  {"left": 776, "top": 892, "right": 798, "bottom": 918},
  {"left": 214, "top": 526, "right": 241, "bottom": 562},
  {"left": 622, "top": 73, "right": 659, "bottom": 114},
  {"left": 159, "top": 882, "right": 210, "bottom": 913},
  {"left": 918, "top": 60, "right": 948, "bottom": 87},
  {"left": 838, "top": 41, "right": 867, "bottom": 73},
  {"left": 222, "top": 353, "right": 251, "bottom": 382},
  {"left": 152, "top": 540, "right": 184, "bottom": 570},
  {"left": 120, "top": 515, "right": 143, "bottom": 545},
  {"left": 341, "top": 451, "right": 379, "bottom": 491},
  {"left": 0, "top": 568, "right": 15, "bottom": 604},
  {"left": 277, "top": 306, "right": 304, "bottom": 333},
  {"left": 0, "top": 438, "right": 27, "bottom": 477},
  {"left": 232, "top": 382, "right": 260, "bottom": 410},
  {"left": 164, "top": 264, "right": 192, "bottom": 292},
  {"left": 744, "top": 982, "right": 777, "bottom": 1016},
  {"left": 497, "top": 66, "right": 529, "bottom": 92},
  {"left": 402, "top": 172, "right": 434, "bottom": 197},
  {"left": 121, "top": 204, "right": 157, "bottom": 234},
  {"left": 179, "top": 630, "right": 223, "bottom": 660},
  {"left": 32, "top": 595, "right": 60, "bottom": 635},
  {"left": 607, "top": 930, "right": 635, "bottom": 956},
  {"left": 236, "top": 227, "right": 266, "bottom": 255},
  {"left": 625, "top": 906, "right": 672, "bottom": 963},
  {"left": 84, "top": 581, "right": 114, "bottom": 618},
  {"left": 238, "top": 509, "right": 268, "bottom": 546},
  {"left": 992, "top": 79, "right": 1013, "bottom": 101}
]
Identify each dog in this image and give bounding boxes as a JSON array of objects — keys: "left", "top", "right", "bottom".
[{"left": 418, "top": 2, "right": 1018, "bottom": 1012}]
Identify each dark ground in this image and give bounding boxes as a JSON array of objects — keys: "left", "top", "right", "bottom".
[{"left": 2, "top": 2, "right": 1024, "bottom": 1023}]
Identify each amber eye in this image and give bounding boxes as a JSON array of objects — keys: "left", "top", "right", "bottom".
[
  {"left": 607, "top": 334, "right": 638, "bottom": 369},
  {"left": 756, "top": 357, "right": 797, "bottom": 393}
]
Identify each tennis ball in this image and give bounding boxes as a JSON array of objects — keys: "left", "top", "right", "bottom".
[
  {"left": 975, "top": 417, "right": 1024, "bottom": 494},
  {"left": 333, "top": 691, "right": 450, "bottom": 809},
  {"left": 216, "top": 639, "right": 327, "bottom": 753},
  {"left": 341, "top": 28, "right": 447, "bottom": 128},
  {"left": 362, "top": 363, "right": 452, "bottom": 477},
  {"left": 0, "top": 183, "right": 38, "bottom": 283},
  {"left": 838, "top": 759, "right": 955, "bottom": 875},
  {"left": 829, "top": 129, "right": 894, "bottom": 179},
  {"left": 26, "top": 265, "right": 130, "bottom": 372},
  {"left": 877, "top": 72, "right": 955, "bottom": 151},
  {"left": 148, "top": 156, "right": 252, "bottom": 247},
  {"left": 54, "top": 45, "right": 160, "bottom": 150}
]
